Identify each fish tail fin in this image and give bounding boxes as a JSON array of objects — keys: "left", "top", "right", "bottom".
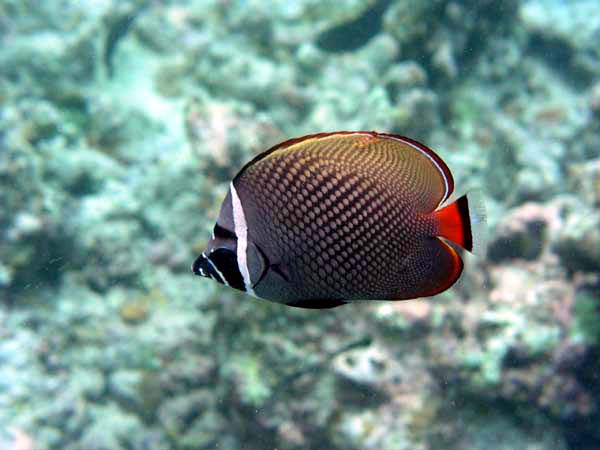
[{"left": 435, "top": 191, "right": 486, "bottom": 255}]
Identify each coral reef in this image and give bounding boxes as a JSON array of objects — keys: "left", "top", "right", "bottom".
[{"left": 1, "top": 0, "right": 599, "bottom": 449}]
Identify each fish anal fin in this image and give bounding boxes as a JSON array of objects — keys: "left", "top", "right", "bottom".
[
  {"left": 393, "top": 238, "right": 463, "bottom": 300},
  {"left": 285, "top": 298, "right": 348, "bottom": 309}
]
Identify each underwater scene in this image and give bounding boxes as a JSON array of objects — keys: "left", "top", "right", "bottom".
[{"left": 2, "top": 0, "right": 600, "bottom": 449}]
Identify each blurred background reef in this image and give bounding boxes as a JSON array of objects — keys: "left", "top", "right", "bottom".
[{"left": 1, "top": 0, "right": 600, "bottom": 449}]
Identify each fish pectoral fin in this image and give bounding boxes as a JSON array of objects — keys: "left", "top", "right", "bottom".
[
  {"left": 247, "top": 241, "right": 269, "bottom": 288},
  {"left": 285, "top": 298, "right": 348, "bottom": 309},
  {"left": 270, "top": 263, "right": 291, "bottom": 283}
]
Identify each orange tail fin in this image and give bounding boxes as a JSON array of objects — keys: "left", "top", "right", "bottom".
[{"left": 436, "top": 194, "right": 473, "bottom": 252}]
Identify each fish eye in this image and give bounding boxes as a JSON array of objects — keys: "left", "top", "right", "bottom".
[{"left": 207, "top": 248, "right": 245, "bottom": 291}]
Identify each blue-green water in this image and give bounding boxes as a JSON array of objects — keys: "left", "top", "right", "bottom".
[{"left": 1, "top": 1, "right": 599, "bottom": 449}]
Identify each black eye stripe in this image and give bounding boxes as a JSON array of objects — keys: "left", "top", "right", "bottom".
[
  {"left": 214, "top": 223, "right": 237, "bottom": 240},
  {"left": 192, "top": 254, "right": 224, "bottom": 284},
  {"left": 207, "top": 263, "right": 224, "bottom": 284},
  {"left": 209, "top": 249, "right": 245, "bottom": 291}
]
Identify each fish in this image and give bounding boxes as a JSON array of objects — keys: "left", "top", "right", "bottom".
[
  {"left": 316, "top": 0, "right": 393, "bottom": 52},
  {"left": 103, "top": 2, "right": 149, "bottom": 78},
  {"left": 192, "top": 131, "right": 485, "bottom": 309}
]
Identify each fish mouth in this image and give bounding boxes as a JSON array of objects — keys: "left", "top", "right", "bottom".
[{"left": 191, "top": 253, "right": 209, "bottom": 277}]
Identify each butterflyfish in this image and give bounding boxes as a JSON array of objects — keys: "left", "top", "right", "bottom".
[{"left": 192, "top": 131, "right": 485, "bottom": 309}]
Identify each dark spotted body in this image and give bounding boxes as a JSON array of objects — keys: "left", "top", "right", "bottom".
[{"left": 193, "top": 131, "right": 481, "bottom": 309}]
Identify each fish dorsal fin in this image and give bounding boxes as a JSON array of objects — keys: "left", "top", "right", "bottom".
[
  {"left": 234, "top": 131, "right": 454, "bottom": 212},
  {"left": 233, "top": 131, "right": 359, "bottom": 182},
  {"left": 376, "top": 132, "right": 454, "bottom": 208}
]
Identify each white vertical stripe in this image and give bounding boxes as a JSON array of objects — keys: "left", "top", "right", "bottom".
[
  {"left": 229, "top": 182, "right": 257, "bottom": 297},
  {"left": 206, "top": 257, "right": 229, "bottom": 287}
]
